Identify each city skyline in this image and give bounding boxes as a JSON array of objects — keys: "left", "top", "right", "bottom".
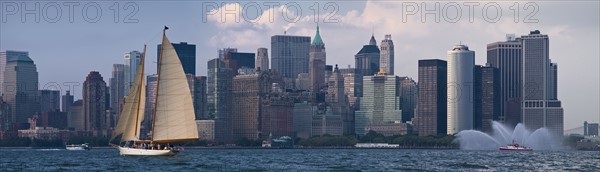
[{"left": 1, "top": 1, "right": 598, "bottom": 130}]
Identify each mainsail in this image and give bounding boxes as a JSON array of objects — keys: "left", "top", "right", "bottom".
[
  {"left": 112, "top": 46, "right": 147, "bottom": 142},
  {"left": 151, "top": 31, "right": 199, "bottom": 142}
]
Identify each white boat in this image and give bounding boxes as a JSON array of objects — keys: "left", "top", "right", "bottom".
[
  {"left": 66, "top": 143, "right": 90, "bottom": 150},
  {"left": 110, "top": 27, "right": 199, "bottom": 156}
]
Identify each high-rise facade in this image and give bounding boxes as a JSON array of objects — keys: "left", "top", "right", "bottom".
[
  {"left": 354, "top": 35, "right": 380, "bottom": 97},
  {"left": 473, "top": 65, "right": 500, "bottom": 132},
  {"left": 109, "top": 64, "right": 126, "bottom": 114},
  {"left": 399, "top": 77, "right": 418, "bottom": 123},
  {"left": 194, "top": 76, "right": 207, "bottom": 120},
  {"left": 158, "top": 42, "right": 196, "bottom": 75},
  {"left": 67, "top": 100, "right": 84, "bottom": 131},
  {"left": 380, "top": 34, "right": 395, "bottom": 75},
  {"left": 124, "top": 51, "right": 141, "bottom": 94},
  {"left": 82, "top": 71, "right": 107, "bottom": 134},
  {"left": 0, "top": 97, "right": 11, "bottom": 131},
  {"left": 231, "top": 71, "right": 272, "bottom": 140},
  {"left": 413, "top": 59, "right": 447, "bottom": 136},
  {"left": 38, "top": 90, "right": 60, "bottom": 113},
  {"left": 293, "top": 101, "right": 315, "bottom": 139},
  {"left": 355, "top": 70, "right": 402, "bottom": 136},
  {"left": 256, "top": 48, "right": 269, "bottom": 71},
  {"left": 327, "top": 65, "right": 352, "bottom": 135},
  {"left": 1, "top": 50, "right": 29, "bottom": 95},
  {"left": 2, "top": 53, "right": 39, "bottom": 125},
  {"left": 487, "top": 36, "right": 523, "bottom": 127},
  {"left": 62, "top": 90, "right": 74, "bottom": 113},
  {"left": 447, "top": 45, "right": 475, "bottom": 134},
  {"left": 309, "top": 26, "right": 327, "bottom": 96},
  {"left": 270, "top": 35, "right": 311, "bottom": 81},
  {"left": 207, "top": 58, "right": 233, "bottom": 143},
  {"left": 224, "top": 51, "right": 255, "bottom": 76},
  {"left": 521, "top": 30, "right": 564, "bottom": 136}
]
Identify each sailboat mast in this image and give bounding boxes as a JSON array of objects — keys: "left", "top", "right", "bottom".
[
  {"left": 151, "top": 28, "right": 166, "bottom": 141},
  {"left": 133, "top": 45, "right": 146, "bottom": 139}
]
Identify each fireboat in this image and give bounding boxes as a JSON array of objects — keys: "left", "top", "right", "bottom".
[{"left": 499, "top": 140, "right": 533, "bottom": 151}]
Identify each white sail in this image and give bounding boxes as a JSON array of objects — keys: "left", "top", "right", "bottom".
[
  {"left": 151, "top": 32, "right": 199, "bottom": 142},
  {"left": 113, "top": 46, "right": 146, "bottom": 142}
]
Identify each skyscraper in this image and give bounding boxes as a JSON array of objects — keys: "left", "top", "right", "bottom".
[
  {"left": 0, "top": 97, "right": 11, "bottom": 131},
  {"left": 82, "top": 71, "right": 107, "bottom": 134},
  {"left": 399, "top": 77, "right": 418, "bottom": 123},
  {"left": 142, "top": 74, "right": 158, "bottom": 136},
  {"left": 231, "top": 71, "right": 271, "bottom": 140},
  {"left": 447, "top": 45, "right": 475, "bottom": 134},
  {"left": 38, "top": 90, "right": 60, "bottom": 113},
  {"left": 521, "top": 30, "right": 564, "bottom": 136},
  {"left": 476, "top": 65, "right": 500, "bottom": 132},
  {"left": 194, "top": 76, "right": 207, "bottom": 120},
  {"left": 413, "top": 59, "right": 447, "bottom": 136},
  {"left": 380, "top": 34, "right": 395, "bottom": 75},
  {"left": 207, "top": 58, "right": 233, "bottom": 143},
  {"left": 270, "top": 35, "right": 311, "bottom": 81},
  {"left": 124, "top": 51, "right": 142, "bottom": 94},
  {"left": 256, "top": 48, "right": 269, "bottom": 71},
  {"left": 158, "top": 42, "right": 196, "bottom": 75},
  {"left": 309, "top": 26, "right": 327, "bottom": 96},
  {"left": 1, "top": 50, "right": 29, "bottom": 95},
  {"left": 327, "top": 65, "right": 352, "bottom": 135},
  {"left": 487, "top": 35, "right": 523, "bottom": 127},
  {"left": 62, "top": 90, "right": 74, "bottom": 113},
  {"left": 109, "top": 64, "right": 126, "bottom": 114},
  {"left": 224, "top": 51, "right": 255, "bottom": 76},
  {"left": 2, "top": 53, "right": 39, "bottom": 125},
  {"left": 354, "top": 35, "right": 380, "bottom": 97},
  {"left": 355, "top": 69, "right": 402, "bottom": 136},
  {"left": 340, "top": 67, "right": 358, "bottom": 108},
  {"left": 67, "top": 99, "right": 84, "bottom": 131}
]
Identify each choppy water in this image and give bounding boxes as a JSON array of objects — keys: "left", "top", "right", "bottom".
[{"left": 1, "top": 148, "right": 599, "bottom": 171}]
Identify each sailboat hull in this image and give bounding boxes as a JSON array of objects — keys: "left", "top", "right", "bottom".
[{"left": 118, "top": 146, "right": 178, "bottom": 156}]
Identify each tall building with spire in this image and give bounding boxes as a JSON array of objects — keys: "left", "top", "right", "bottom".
[
  {"left": 354, "top": 35, "right": 380, "bottom": 97},
  {"left": 2, "top": 52, "right": 39, "bottom": 126},
  {"left": 256, "top": 48, "right": 269, "bottom": 71},
  {"left": 380, "top": 35, "right": 395, "bottom": 75},
  {"left": 309, "top": 26, "right": 327, "bottom": 99},
  {"left": 82, "top": 71, "right": 107, "bottom": 135}
]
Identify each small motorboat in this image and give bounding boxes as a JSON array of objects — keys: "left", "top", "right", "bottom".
[{"left": 66, "top": 143, "right": 91, "bottom": 150}]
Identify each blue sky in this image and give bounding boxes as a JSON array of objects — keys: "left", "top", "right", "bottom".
[{"left": 1, "top": 1, "right": 599, "bottom": 129}]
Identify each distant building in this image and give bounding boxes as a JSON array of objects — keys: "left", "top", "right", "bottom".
[
  {"left": 157, "top": 42, "right": 196, "bottom": 75},
  {"left": 231, "top": 71, "right": 269, "bottom": 140},
  {"left": 475, "top": 65, "right": 500, "bottom": 132},
  {"left": 364, "top": 123, "right": 411, "bottom": 136},
  {"left": 293, "top": 101, "right": 315, "bottom": 139},
  {"left": 82, "top": 71, "right": 108, "bottom": 136},
  {"left": 194, "top": 76, "right": 208, "bottom": 120},
  {"left": 354, "top": 35, "right": 380, "bottom": 97},
  {"left": 2, "top": 52, "right": 39, "bottom": 126},
  {"left": 309, "top": 26, "right": 327, "bottom": 97},
  {"left": 142, "top": 74, "right": 158, "bottom": 135},
  {"left": 41, "top": 110, "right": 68, "bottom": 129},
  {"left": 196, "top": 120, "right": 215, "bottom": 141},
  {"left": 262, "top": 96, "right": 294, "bottom": 140},
  {"left": 224, "top": 51, "right": 256, "bottom": 76},
  {"left": 256, "top": 48, "right": 269, "bottom": 71},
  {"left": 0, "top": 97, "right": 11, "bottom": 131},
  {"left": 380, "top": 34, "right": 395, "bottom": 75},
  {"left": 584, "top": 121, "right": 599, "bottom": 136},
  {"left": 487, "top": 35, "right": 522, "bottom": 127},
  {"left": 340, "top": 67, "right": 358, "bottom": 107},
  {"left": 312, "top": 109, "right": 343, "bottom": 136},
  {"left": 207, "top": 58, "right": 233, "bottom": 143},
  {"left": 61, "top": 91, "right": 74, "bottom": 113},
  {"left": 67, "top": 100, "right": 84, "bottom": 131},
  {"left": 447, "top": 45, "right": 475, "bottom": 134},
  {"left": 18, "top": 115, "right": 70, "bottom": 140},
  {"left": 295, "top": 73, "right": 310, "bottom": 91},
  {"left": 521, "top": 30, "right": 564, "bottom": 137},
  {"left": 399, "top": 77, "right": 417, "bottom": 123},
  {"left": 271, "top": 35, "right": 311, "bottom": 81},
  {"left": 327, "top": 65, "right": 352, "bottom": 135},
  {"left": 38, "top": 90, "right": 60, "bottom": 113},
  {"left": 413, "top": 59, "right": 447, "bottom": 136},
  {"left": 124, "top": 51, "right": 142, "bottom": 94},
  {"left": 0, "top": 50, "right": 29, "bottom": 95},
  {"left": 355, "top": 70, "right": 402, "bottom": 136},
  {"left": 109, "top": 64, "right": 127, "bottom": 114}
]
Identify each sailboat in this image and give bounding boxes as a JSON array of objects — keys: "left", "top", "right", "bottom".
[{"left": 111, "top": 27, "right": 199, "bottom": 156}]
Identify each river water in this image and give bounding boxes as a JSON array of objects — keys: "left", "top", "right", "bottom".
[{"left": 1, "top": 148, "right": 598, "bottom": 171}]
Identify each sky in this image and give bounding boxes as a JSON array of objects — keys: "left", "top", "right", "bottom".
[{"left": 1, "top": 0, "right": 599, "bottom": 129}]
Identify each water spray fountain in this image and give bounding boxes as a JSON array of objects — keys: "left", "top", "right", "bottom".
[{"left": 456, "top": 121, "right": 562, "bottom": 150}]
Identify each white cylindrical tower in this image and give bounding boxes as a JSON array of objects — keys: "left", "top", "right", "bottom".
[{"left": 447, "top": 45, "right": 475, "bottom": 134}]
